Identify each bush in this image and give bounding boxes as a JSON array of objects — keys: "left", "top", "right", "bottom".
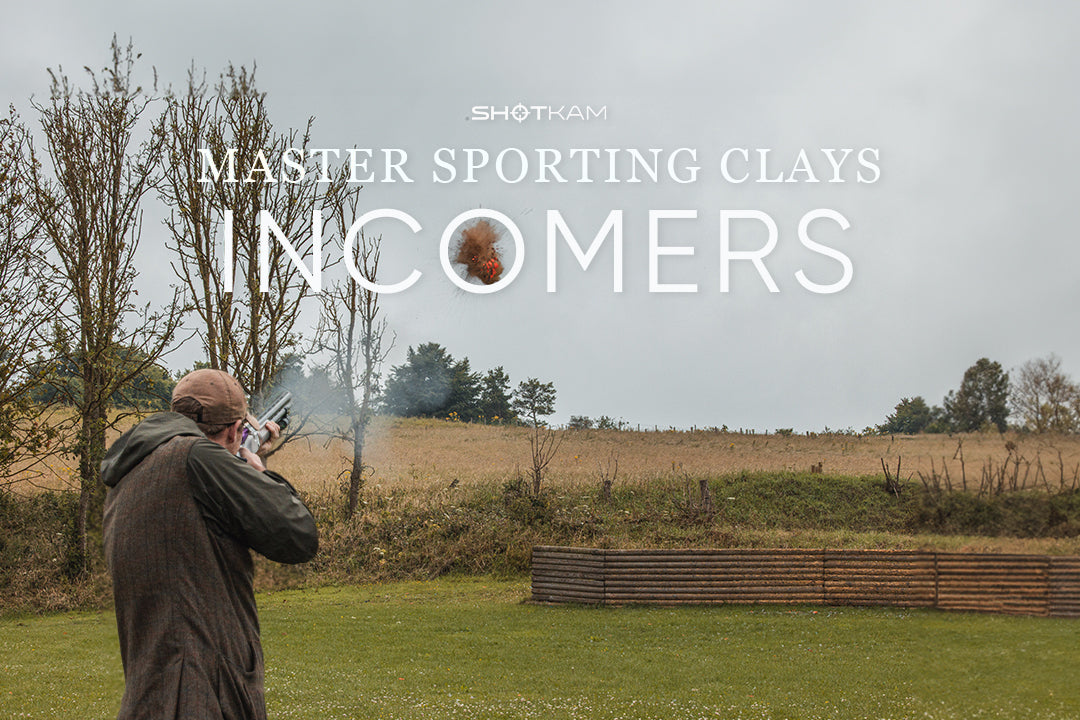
[
  {"left": 918, "top": 489, "right": 1080, "bottom": 537},
  {"left": 7, "top": 473, "right": 1080, "bottom": 615},
  {"left": 567, "top": 415, "right": 594, "bottom": 430},
  {"left": 0, "top": 490, "right": 111, "bottom": 615}
]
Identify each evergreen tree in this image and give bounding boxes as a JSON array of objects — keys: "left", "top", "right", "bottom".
[
  {"left": 478, "top": 366, "right": 513, "bottom": 422},
  {"left": 878, "top": 396, "right": 933, "bottom": 434},
  {"left": 445, "top": 357, "right": 481, "bottom": 421},
  {"left": 382, "top": 343, "right": 484, "bottom": 420},
  {"left": 382, "top": 343, "right": 456, "bottom": 417},
  {"left": 943, "top": 358, "right": 1010, "bottom": 432},
  {"left": 512, "top": 378, "right": 556, "bottom": 427}
]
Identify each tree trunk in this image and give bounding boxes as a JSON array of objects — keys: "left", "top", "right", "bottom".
[
  {"left": 345, "top": 414, "right": 371, "bottom": 520},
  {"left": 70, "top": 392, "right": 107, "bottom": 578},
  {"left": 531, "top": 468, "right": 543, "bottom": 497},
  {"left": 346, "top": 426, "right": 366, "bottom": 519}
]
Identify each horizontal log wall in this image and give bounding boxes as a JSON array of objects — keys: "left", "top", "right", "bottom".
[
  {"left": 1050, "top": 557, "right": 1080, "bottom": 618},
  {"left": 531, "top": 546, "right": 1080, "bottom": 618}
]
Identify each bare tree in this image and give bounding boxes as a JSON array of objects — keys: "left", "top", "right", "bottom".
[
  {"left": 160, "top": 64, "right": 342, "bottom": 403},
  {"left": 26, "top": 38, "right": 185, "bottom": 574},
  {"left": 0, "top": 106, "right": 64, "bottom": 485},
  {"left": 160, "top": 68, "right": 229, "bottom": 373},
  {"left": 1010, "top": 354, "right": 1080, "bottom": 433},
  {"left": 312, "top": 182, "right": 393, "bottom": 518},
  {"left": 598, "top": 451, "right": 618, "bottom": 502}
]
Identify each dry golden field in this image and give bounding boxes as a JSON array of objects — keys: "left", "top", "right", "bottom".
[
  {"left": 14, "top": 416, "right": 1080, "bottom": 497},
  {"left": 269, "top": 418, "right": 1080, "bottom": 495}
]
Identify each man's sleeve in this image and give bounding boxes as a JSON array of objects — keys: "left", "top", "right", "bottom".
[{"left": 186, "top": 438, "right": 319, "bottom": 564}]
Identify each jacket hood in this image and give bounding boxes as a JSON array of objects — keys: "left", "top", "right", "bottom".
[{"left": 100, "top": 412, "right": 205, "bottom": 488}]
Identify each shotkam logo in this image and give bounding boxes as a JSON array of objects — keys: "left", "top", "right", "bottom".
[{"left": 469, "top": 103, "right": 608, "bottom": 123}]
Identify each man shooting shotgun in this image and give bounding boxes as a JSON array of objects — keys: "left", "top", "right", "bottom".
[{"left": 101, "top": 369, "right": 317, "bottom": 720}]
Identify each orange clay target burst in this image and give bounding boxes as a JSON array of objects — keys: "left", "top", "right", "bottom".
[{"left": 454, "top": 219, "right": 504, "bottom": 284}]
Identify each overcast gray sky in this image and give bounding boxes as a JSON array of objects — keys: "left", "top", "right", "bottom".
[{"left": 4, "top": 1, "right": 1078, "bottom": 431}]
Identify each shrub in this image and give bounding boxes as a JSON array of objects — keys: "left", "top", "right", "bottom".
[{"left": 567, "top": 415, "right": 594, "bottom": 430}]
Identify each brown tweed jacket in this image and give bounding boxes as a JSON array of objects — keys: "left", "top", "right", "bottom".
[{"left": 103, "top": 413, "right": 318, "bottom": 720}]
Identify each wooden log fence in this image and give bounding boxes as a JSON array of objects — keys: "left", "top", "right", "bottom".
[{"left": 531, "top": 546, "right": 1080, "bottom": 618}]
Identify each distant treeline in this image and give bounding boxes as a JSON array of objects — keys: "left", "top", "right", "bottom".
[{"left": 880, "top": 355, "right": 1080, "bottom": 435}]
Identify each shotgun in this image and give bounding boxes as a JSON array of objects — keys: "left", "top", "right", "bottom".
[{"left": 240, "top": 391, "right": 291, "bottom": 455}]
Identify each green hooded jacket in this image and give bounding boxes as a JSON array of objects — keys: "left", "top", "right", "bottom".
[{"left": 101, "top": 411, "right": 317, "bottom": 719}]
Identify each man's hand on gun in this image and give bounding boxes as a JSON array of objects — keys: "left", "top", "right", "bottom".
[
  {"left": 238, "top": 420, "right": 280, "bottom": 471},
  {"left": 238, "top": 391, "right": 292, "bottom": 471}
]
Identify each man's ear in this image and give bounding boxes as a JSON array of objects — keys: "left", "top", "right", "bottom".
[{"left": 226, "top": 419, "right": 243, "bottom": 445}]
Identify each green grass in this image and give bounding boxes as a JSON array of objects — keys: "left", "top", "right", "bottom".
[{"left": 3, "top": 577, "right": 1079, "bottom": 719}]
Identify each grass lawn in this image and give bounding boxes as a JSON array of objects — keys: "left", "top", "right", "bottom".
[{"left": 2, "top": 577, "right": 1079, "bottom": 719}]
